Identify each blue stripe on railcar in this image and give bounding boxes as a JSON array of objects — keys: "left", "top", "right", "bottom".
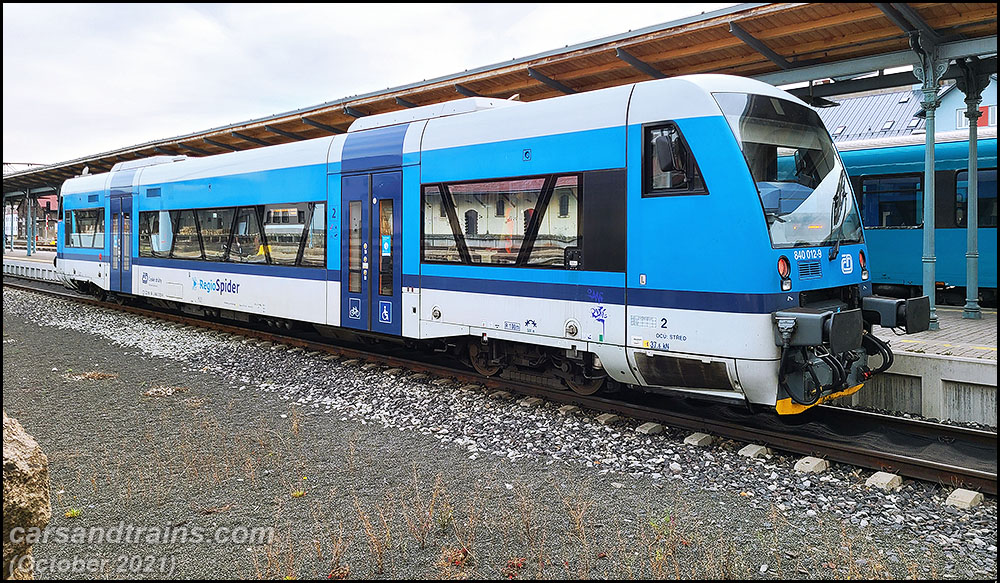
[
  {"left": 420, "top": 126, "right": 625, "bottom": 184},
  {"left": 136, "top": 163, "right": 328, "bottom": 211},
  {"left": 402, "top": 164, "right": 421, "bottom": 277}
]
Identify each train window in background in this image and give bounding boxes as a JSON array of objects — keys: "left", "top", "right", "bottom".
[
  {"left": 955, "top": 169, "right": 998, "bottom": 228},
  {"left": 229, "top": 206, "right": 266, "bottom": 264},
  {"left": 65, "top": 208, "right": 105, "bottom": 248},
  {"left": 525, "top": 176, "right": 580, "bottom": 267},
  {"left": 299, "top": 203, "right": 326, "bottom": 268},
  {"left": 196, "top": 208, "right": 235, "bottom": 261},
  {"left": 169, "top": 210, "right": 203, "bottom": 259},
  {"left": 860, "top": 175, "right": 923, "bottom": 227},
  {"left": 138, "top": 212, "right": 172, "bottom": 257},
  {"left": 644, "top": 123, "right": 707, "bottom": 197},
  {"left": 264, "top": 203, "right": 310, "bottom": 266}
]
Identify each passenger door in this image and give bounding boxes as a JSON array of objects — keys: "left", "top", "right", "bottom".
[
  {"left": 109, "top": 195, "right": 132, "bottom": 293},
  {"left": 340, "top": 171, "right": 402, "bottom": 335}
]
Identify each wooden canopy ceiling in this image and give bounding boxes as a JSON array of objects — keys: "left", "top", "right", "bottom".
[{"left": 4, "top": 2, "right": 997, "bottom": 195}]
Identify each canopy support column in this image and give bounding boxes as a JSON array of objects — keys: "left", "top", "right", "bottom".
[
  {"left": 912, "top": 33, "right": 948, "bottom": 331},
  {"left": 956, "top": 56, "right": 991, "bottom": 320}
]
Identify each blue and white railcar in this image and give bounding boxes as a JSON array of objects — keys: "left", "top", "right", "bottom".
[{"left": 57, "top": 74, "right": 929, "bottom": 414}]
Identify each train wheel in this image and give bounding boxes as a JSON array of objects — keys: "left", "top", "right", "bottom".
[
  {"left": 468, "top": 341, "right": 501, "bottom": 377},
  {"left": 564, "top": 375, "right": 605, "bottom": 396}
]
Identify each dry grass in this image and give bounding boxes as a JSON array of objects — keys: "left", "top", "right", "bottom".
[{"left": 64, "top": 370, "right": 118, "bottom": 381}]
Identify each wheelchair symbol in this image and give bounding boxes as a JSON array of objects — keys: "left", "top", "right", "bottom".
[{"left": 379, "top": 301, "right": 391, "bottom": 324}]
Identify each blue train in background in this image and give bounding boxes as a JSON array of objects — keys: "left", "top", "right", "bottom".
[
  {"left": 837, "top": 128, "right": 998, "bottom": 306},
  {"left": 56, "top": 74, "right": 929, "bottom": 415}
]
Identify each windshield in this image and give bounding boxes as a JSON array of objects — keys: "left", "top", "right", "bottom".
[{"left": 714, "top": 92, "right": 863, "bottom": 248}]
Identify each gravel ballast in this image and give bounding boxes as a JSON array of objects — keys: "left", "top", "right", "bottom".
[{"left": 2, "top": 287, "right": 997, "bottom": 580}]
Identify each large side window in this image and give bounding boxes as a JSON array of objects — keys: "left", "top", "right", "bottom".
[
  {"left": 230, "top": 206, "right": 266, "bottom": 264},
  {"left": 526, "top": 175, "right": 580, "bottom": 267},
  {"left": 169, "top": 210, "right": 203, "bottom": 259},
  {"left": 65, "top": 208, "right": 105, "bottom": 248},
  {"left": 448, "top": 177, "right": 546, "bottom": 265},
  {"left": 422, "top": 174, "right": 597, "bottom": 270},
  {"left": 263, "top": 203, "right": 309, "bottom": 266},
  {"left": 196, "top": 208, "right": 235, "bottom": 261},
  {"left": 860, "top": 175, "right": 923, "bottom": 227},
  {"left": 300, "top": 202, "right": 326, "bottom": 268},
  {"left": 422, "top": 185, "right": 464, "bottom": 264},
  {"left": 644, "top": 123, "right": 706, "bottom": 196},
  {"left": 955, "top": 169, "right": 998, "bottom": 228},
  {"left": 138, "top": 211, "right": 172, "bottom": 257}
]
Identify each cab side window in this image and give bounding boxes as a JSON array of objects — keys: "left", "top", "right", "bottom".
[{"left": 644, "top": 123, "right": 707, "bottom": 197}]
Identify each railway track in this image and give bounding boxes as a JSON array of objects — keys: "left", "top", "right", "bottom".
[{"left": 4, "top": 275, "right": 997, "bottom": 496}]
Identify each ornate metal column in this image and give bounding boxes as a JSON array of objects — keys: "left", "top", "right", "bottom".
[
  {"left": 956, "top": 56, "right": 991, "bottom": 320},
  {"left": 912, "top": 34, "right": 948, "bottom": 331}
]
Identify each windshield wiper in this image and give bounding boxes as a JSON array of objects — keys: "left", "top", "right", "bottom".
[
  {"left": 765, "top": 211, "right": 787, "bottom": 225},
  {"left": 828, "top": 174, "right": 847, "bottom": 261}
]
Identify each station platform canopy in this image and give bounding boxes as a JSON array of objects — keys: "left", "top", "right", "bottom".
[{"left": 4, "top": 2, "right": 997, "bottom": 195}]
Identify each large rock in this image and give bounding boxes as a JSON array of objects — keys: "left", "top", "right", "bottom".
[{"left": 3, "top": 411, "right": 51, "bottom": 580}]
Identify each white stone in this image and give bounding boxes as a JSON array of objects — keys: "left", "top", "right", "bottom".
[
  {"left": 518, "top": 397, "right": 543, "bottom": 408},
  {"left": 636, "top": 422, "right": 664, "bottom": 435},
  {"left": 669, "top": 462, "right": 682, "bottom": 473},
  {"left": 683, "top": 432, "right": 713, "bottom": 447},
  {"left": 865, "top": 471, "right": 903, "bottom": 491},
  {"left": 793, "top": 456, "right": 829, "bottom": 474},
  {"left": 596, "top": 413, "right": 619, "bottom": 425},
  {"left": 945, "top": 488, "right": 984, "bottom": 509},
  {"left": 738, "top": 444, "right": 772, "bottom": 459},
  {"left": 557, "top": 405, "right": 580, "bottom": 415}
]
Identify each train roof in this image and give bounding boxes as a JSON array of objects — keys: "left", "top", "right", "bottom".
[{"left": 835, "top": 126, "right": 997, "bottom": 152}]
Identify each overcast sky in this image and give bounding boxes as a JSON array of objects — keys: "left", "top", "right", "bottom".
[{"left": 3, "top": 3, "right": 738, "bottom": 166}]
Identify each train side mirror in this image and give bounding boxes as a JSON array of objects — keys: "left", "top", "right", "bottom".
[{"left": 654, "top": 135, "right": 675, "bottom": 173}]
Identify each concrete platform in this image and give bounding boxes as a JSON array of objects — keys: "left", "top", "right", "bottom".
[
  {"left": 2, "top": 249, "right": 60, "bottom": 282},
  {"left": 873, "top": 306, "right": 997, "bottom": 362},
  {"left": 860, "top": 307, "right": 997, "bottom": 426}
]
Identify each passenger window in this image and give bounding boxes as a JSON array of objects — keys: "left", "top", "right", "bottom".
[
  {"left": 955, "top": 169, "right": 998, "bottom": 228},
  {"left": 66, "top": 208, "right": 105, "bottom": 248},
  {"left": 644, "top": 123, "right": 706, "bottom": 196},
  {"left": 263, "top": 203, "right": 309, "bottom": 266},
  {"left": 138, "top": 211, "right": 172, "bottom": 257},
  {"left": 300, "top": 202, "right": 326, "bottom": 268},
  {"left": 196, "top": 208, "right": 234, "bottom": 261},
  {"left": 861, "top": 175, "right": 923, "bottom": 227},
  {"left": 169, "top": 210, "right": 203, "bottom": 259},
  {"left": 449, "top": 177, "right": 545, "bottom": 265},
  {"left": 230, "top": 206, "right": 266, "bottom": 263},
  {"left": 526, "top": 176, "right": 580, "bottom": 267},
  {"left": 422, "top": 186, "right": 462, "bottom": 263}
]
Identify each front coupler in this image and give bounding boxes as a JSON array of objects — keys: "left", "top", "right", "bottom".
[{"left": 773, "top": 307, "right": 868, "bottom": 407}]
